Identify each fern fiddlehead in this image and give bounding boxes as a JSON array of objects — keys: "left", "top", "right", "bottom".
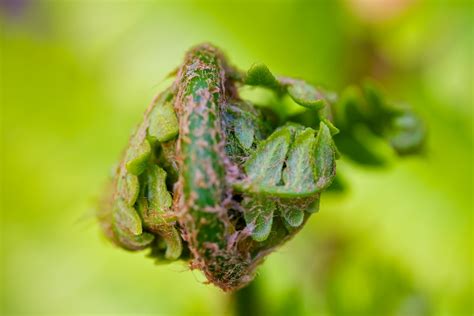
[{"left": 98, "top": 43, "right": 425, "bottom": 291}]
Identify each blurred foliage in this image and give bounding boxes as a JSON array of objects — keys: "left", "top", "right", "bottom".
[{"left": 0, "top": 0, "right": 472, "bottom": 315}]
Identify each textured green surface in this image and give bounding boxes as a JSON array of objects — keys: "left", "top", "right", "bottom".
[
  {"left": 149, "top": 102, "right": 179, "bottom": 142},
  {"left": 176, "top": 45, "right": 227, "bottom": 248},
  {"left": 245, "top": 63, "right": 280, "bottom": 90},
  {"left": 243, "top": 196, "right": 276, "bottom": 242},
  {"left": 244, "top": 127, "right": 292, "bottom": 187},
  {"left": 137, "top": 164, "right": 182, "bottom": 260},
  {"left": 285, "top": 79, "right": 327, "bottom": 110},
  {"left": 314, "top": 122, "right": 337, "bottom": 191},
  {"left": 125, "top": 138, "right": 151, "bottom": 175}
]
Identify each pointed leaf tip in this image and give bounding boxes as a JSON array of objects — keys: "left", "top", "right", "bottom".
[
  {"left": 314, "top": 122, "right": 337, "bottom": 191},
  {"left": 245, "top": 63, "right": 279, "bottom": 88},
  {"left": 286, "top": 80, "right": 327, "bottom": 110}
]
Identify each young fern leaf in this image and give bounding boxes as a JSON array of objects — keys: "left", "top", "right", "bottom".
[{"left": 98, "top": 43, "right": 425, "bottom": 291}]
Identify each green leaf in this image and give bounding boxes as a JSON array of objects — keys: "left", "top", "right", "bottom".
[
  {"left": 280, "top": 207, "right": 304, "bottom": 228},
  {"left": 245, "top": 63, "right": 280, "bottom": 89},
  {"left": 243, "top": 196, "right": 276, "bottom": 242},
  {"left": 282, "top": 128, "right": 317, "bottom": 193},
  {"left": 389, "top": 111, "right": 425, "bottom": 155},
  {"left": 286, "top": 79, "right": 326, "bottom": 110},
  {"left": 363, "top": 80, "right": 389, "bottom": 113},
  {"left": 234, "top": 116, "right": 255, "bottom": 149},
  {"left": 113, "top": 198, "right": 143, "bottom": 236},
  {"left": 321, "top": 117, "right": 340, "bottom": 136},
  {"left": 244, "top": 127, "right": 291, "bottom": 186},
  {"left": 362, "top": 81, "right": 398, "bottom": 135},
  {"left": 137, "top": 164, "right": 182, "bottom": 260},
  {"left": 236, "top": 124, "right": 329, "bottom": 198},
  {"left": 113, "top": 223, "right": 155, "bottom": 251},
  {"left": 333, "top": 86, "right": 366, "bottom": 128},
  {"left": 146, "top": 165, "right": 173, "bottom": 212},
  {"left": 315, "top": 122, "right": 336, "bottom": 190},
  {"left": 126, "top": 138, "right": 151, "bottom": 175},
  {"left": 117, "top": 173, "right": 139, "bottom": 206},
  {"left": 148, "top": 102, "right": 179, "bottom": 142},
  {"left": 334, "top": 132, "right": 387, "bottom": 167}
]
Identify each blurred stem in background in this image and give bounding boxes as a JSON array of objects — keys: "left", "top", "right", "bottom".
[{"left": 232, "top": 280, "right": 263, "bottom": 316}]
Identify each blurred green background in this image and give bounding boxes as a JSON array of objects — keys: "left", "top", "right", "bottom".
[{"left": 1, "top": 0, "right": 472, "bottom": 315}]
